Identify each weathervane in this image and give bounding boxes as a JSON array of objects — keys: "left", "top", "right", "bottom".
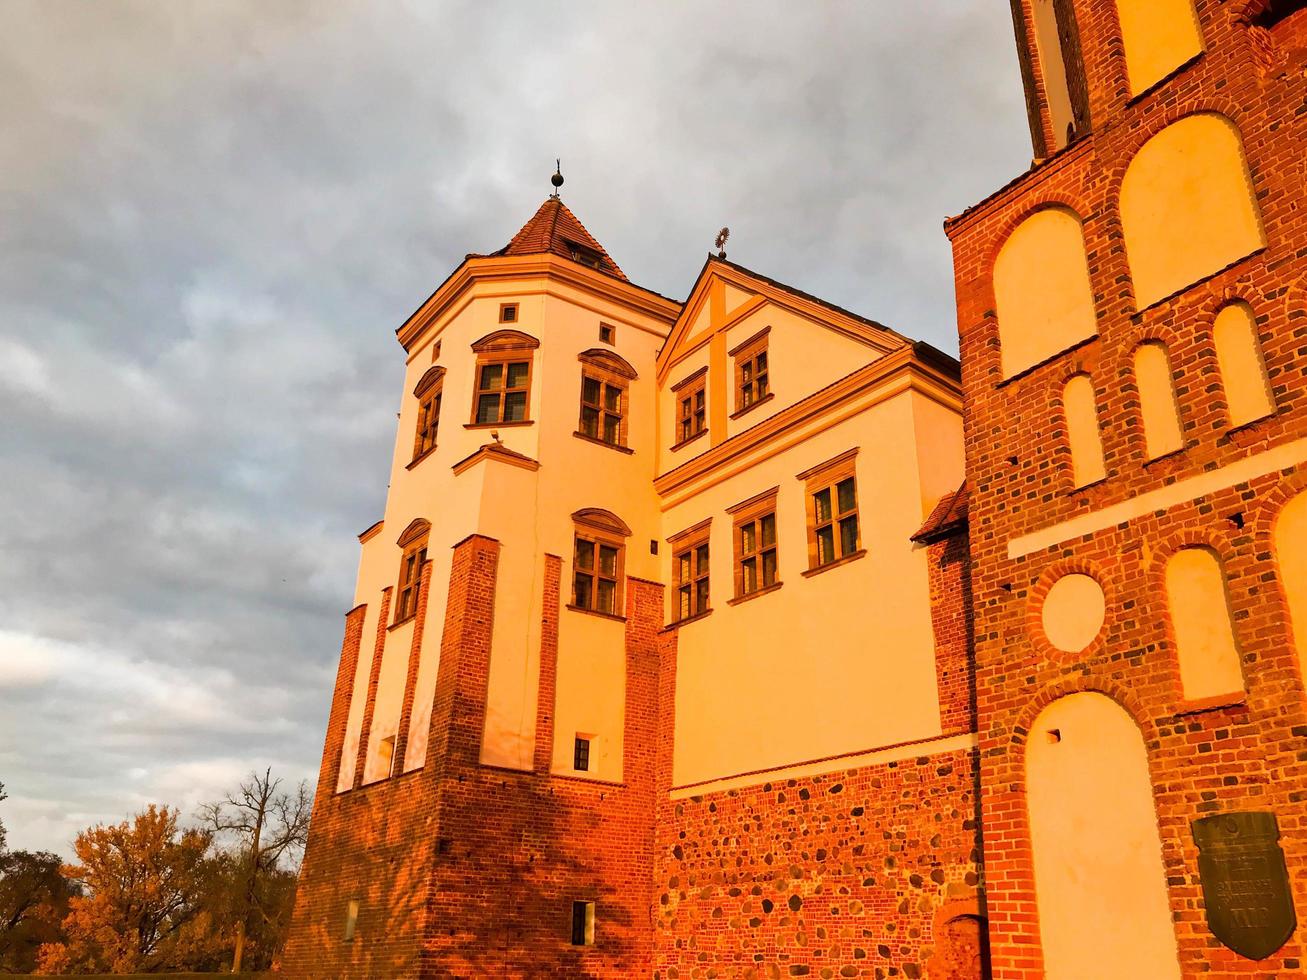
[
  {"left": 715, "top": 226, "right": 730, "bottom": 259},
  {"left": 551, "top": 159, "right": 564, "bottom": 198}
]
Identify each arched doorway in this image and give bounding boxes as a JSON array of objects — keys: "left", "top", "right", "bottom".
[{"left": 1025, "top": 692, "right": 1180, "bottom": 978}]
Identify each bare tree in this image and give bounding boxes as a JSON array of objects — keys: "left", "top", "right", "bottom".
[{"left": 198, "top": 769, "right": 310, "bottom": 973}]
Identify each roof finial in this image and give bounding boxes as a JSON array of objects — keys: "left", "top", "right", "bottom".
[
  {"left": 715, "top": 226, "right": 730, "bottom": 259},
  {"left": 551, "top": 159, "right": 564, "bottom": 198}
]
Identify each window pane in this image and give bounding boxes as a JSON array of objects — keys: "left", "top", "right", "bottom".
[
  {"left": 695, "top": 579, "right": 710, "bottom": 612},
  {"left": 742, "top": 556, "right": 757, "bottom": 594},
  {"left": 678, "top": 553, "right": 691, "bottom": 582},
  {"left": 604, "top": 384, "right": 621, "bottom": 412},
  {"left": 762, "top": 549, "right": 777, "bottom": 587},
  {"left": 741, "top": 384, "right": 754, "bottom": 408},
  {"left": 740, "top": 521, "right": 756, "bottom": 556},
  {"left": 479, "top": 363, "right": 503, "bottom": 390},
  {"left": 506, "top": 361, "right": 530, "bottom": 388},
  {"left": 756, "top": 350, "right": 767, "bottom": 372},
  {"left": 814, "top": 488, "right": 832, "bottom": 523},
  {"left": 602, "top": 413, "right": 620, "bottom": 444},
  {"left": 576, "top": 538, "right": 595, "bottom": 570},
  {"left": 696, "top": 543, "right": 710, "bottom": 575},
  {"left": 574, "top": 573, "right": 592, "bottom": 610},
  {"left": 581, "top": 405, "right": 599, "bottom": 437},
  {"left": 741, "top": 361, "right": 754, "bottom": 384},
  {"left": 760, "top": 513, "right": 776, "bottom": 547},
  {"left": 599, "top": 544, "right": 618, "bottom": 577},
  {"left": 837, "top": 478, "right": 857, "bottom": 514},
  {"left": 504, "top": 391, "right": 528, "bottom": 421},
  {"left": 582, "top": 376, "right": 601, "bottom": 404},
  {"left": 816, "top": 525, "right": 835, "bottom": 565},
  {"left": 680, "top": 396, "right": 692, "bottom": 419},
  {"left": 476, "top": 393, "right": 500, "bottom": 424},
  {"left": 596, "top": 578, "right": 615, "bottom": 614},
  {"left": 695, "top": 389, "right": 705, "bottom": 410},
  {"left": 679, "top": 585, "right": 691, "bottom": 620},
  {"left": 839, "top": 515, "right": 859, "bottom": 556},
  {"left": 757, "top": 373, "right": 769, "bottom": 398}
]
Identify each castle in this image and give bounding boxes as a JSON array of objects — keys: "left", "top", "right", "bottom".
[{"left": 281, "top": 2, "right": 1307, "bottom": 976}]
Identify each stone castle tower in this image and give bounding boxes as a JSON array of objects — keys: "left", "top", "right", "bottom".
[
  {"left": 282, "top": 1, "right": 1307, "bottom": 976},
  {"left": 946, "top": 0, "right": 1307, "bottom": 976}
]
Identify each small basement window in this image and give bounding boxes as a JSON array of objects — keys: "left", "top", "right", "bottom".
[
  {"left": 573, "top": 735, "right": 591, "bottom": 772},
  {"left": 343, "top": 899, "right": 359, "bottom": 942},
  {"left": 599, "top": 322, "right": 616, "bottom": 345},
  {"left": 571, "top": 900, "right": 596, "bottom": 946}
]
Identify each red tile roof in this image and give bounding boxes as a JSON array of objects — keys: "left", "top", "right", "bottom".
[
  {"left": 911, "top": 482, "right": 969, "bottom": 543},
  {"left": 490, "top": 196, "right": 628, "bottom": 282}
]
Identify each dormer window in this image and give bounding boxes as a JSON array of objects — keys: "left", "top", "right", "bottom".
[
  {"left": 671, "top": 367, "right": 708, "bottom": 449},
  {"left": 566, "top": 240, "right": 604, "bottom": 270},
  {"left": 468, "top": 330, "right": 540, "bottom": 427},
  {"left": 730, "top": 328, "right": 771, "bottom": 416}
]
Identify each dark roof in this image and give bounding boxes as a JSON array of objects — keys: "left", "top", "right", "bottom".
[
  {"left": 488, "top": 196, "right": 628, "bottom": 281},
  {"left": 911, "top": 482, "right": 969, "bottom": 543}
]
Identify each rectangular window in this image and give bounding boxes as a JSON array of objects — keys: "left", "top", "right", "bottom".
[
  {"left": 474, "top": 359, "right": 531, "bottom": 424},
  {"left": 395, "top": 537, "right": 428, "bottom": 623},
  {"left": 738, "top": 512, "right": 778, "bottom": 595},
  {"left": 573, "top": 735, "right": 591, "bottom": 772},
  {"left": 677, "top": 385, "right": 706, "bottom": 445},
  {"left": 799, "top": 450, "right": 862, "bottom": 571},
  {"left": 343, "top": 899, "right": 359, "bottom": 942},
  {"left": 571, "top": 901, "right": 595, "bottom": 946},
  {"left": 599, "top": 322, "right": 615, "bottom": 345},
  {"left": 671, "top": 526, "right": 711, "bottom": 622},
  {"left": 579, "top": 374, "right": 625, "bottom": 447},
  {"left": 573, "top": 533, "right": 622, "bottom": 615},
  {"left": 378, "top": 735, "right": 396, "bottom": 777},
  {"left": 499, "top": 302, "right": 518, "bottom": 323},
  {"left": 732, "top": 330, "right": 770, "bottom": 414}
]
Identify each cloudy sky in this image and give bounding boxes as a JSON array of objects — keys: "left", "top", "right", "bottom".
[{"left": 0, "top": 1, "right": 1029, "bottom": 856}]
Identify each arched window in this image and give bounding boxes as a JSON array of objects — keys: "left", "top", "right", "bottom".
[
  {"left": 1026, "top": 693, "right": 1180, "bottom": 978},
  {"left": 1114, "top": 0, "right": 1203, "bottom": 95},
  {"left": 570, "top": 509, "right": 631, "bottom": 617},
  {"left": 1275, "top": 491, "right": 1307, "bottom": 675},
  {"left": 993, "top": 208, "right": 1098, "bottom": 378},
  {"left": 1120, "top": 114, "right": 1265, "bottom": 308},
  {"left": 411, "top": 366, "right": 445, "bottom": 463},
  {"left": 1063, "top": 374, "right": 1106, "bottom": 487},
  {"left": 469, "top": 329, "right": 540, "bottom": 426},
  {"left": 1165, "top": 547, "right": 1245, "bottom": 701},
  {"left": 1213, "top": 302, "right": 1275, "bottom": 427},
  {"left": 1134, "top": 342, "right": 1184, "bottom": 459},
  {"left": 576, "top": 349, "right": 637, "bottom": 450}
]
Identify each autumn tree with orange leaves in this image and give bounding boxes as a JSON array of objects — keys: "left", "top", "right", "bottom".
[{"left": 35, "top": 805, "right": 218, "bottom": 974}]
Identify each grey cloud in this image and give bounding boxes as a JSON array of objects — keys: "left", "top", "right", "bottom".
[{"left": 0, "top": 0, "right": 1029, "bottom": 855}]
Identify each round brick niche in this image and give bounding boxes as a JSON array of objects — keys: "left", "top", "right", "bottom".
[{"left": 1040, "top": 573, "right": 1106, "bottom": 653}]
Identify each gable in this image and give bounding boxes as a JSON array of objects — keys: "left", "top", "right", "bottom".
[{"left": 656, "top": 258, "right": 906, "bottom": 384}]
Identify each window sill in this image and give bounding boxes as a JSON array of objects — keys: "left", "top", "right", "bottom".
[
  {"left": 388, "top": 614, "right": 417, "bottom": 632},
  {"left": 406, "top": 446, "right": 437, "bottom": 470},
  {"left": 730, "top": 392, "right": 774, "bottom": 421},
  {"left": 671, "top": 429, "right": 708, "bottom": 452},
  {"left": 801, "top": 549, "right": 867, "bottom": 578},
  {"left": 727, "top": 581, "right": 784, "bottom": 606},
  {"left": 566, "top": 604, "right": 627, "bottom": 623},
  {"left": 465, "top": 419, "right": 534, "bottom": 430},
  {"left": 573, "top": 430, "right": 635, "bottom": 454},
  {"left": 662, "top": 608, "right": 713, "bottom": 631}
]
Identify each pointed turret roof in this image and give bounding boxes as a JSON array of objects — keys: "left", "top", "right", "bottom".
[{"left": 490, "top": 196, "right": 628, "bottom": 282}]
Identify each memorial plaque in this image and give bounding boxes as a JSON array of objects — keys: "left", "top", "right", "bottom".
[{"left": 1192, "top": 811, "right": 1296, "bottom": 960}]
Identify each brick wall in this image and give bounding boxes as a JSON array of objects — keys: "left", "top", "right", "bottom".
[{"left": 948, "top": 3, "right": 1307, "bottom": 976}]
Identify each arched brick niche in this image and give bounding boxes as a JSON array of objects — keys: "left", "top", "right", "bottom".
[{"left": 1025, "top": 692, "right": 1181, "bottom": 978}]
